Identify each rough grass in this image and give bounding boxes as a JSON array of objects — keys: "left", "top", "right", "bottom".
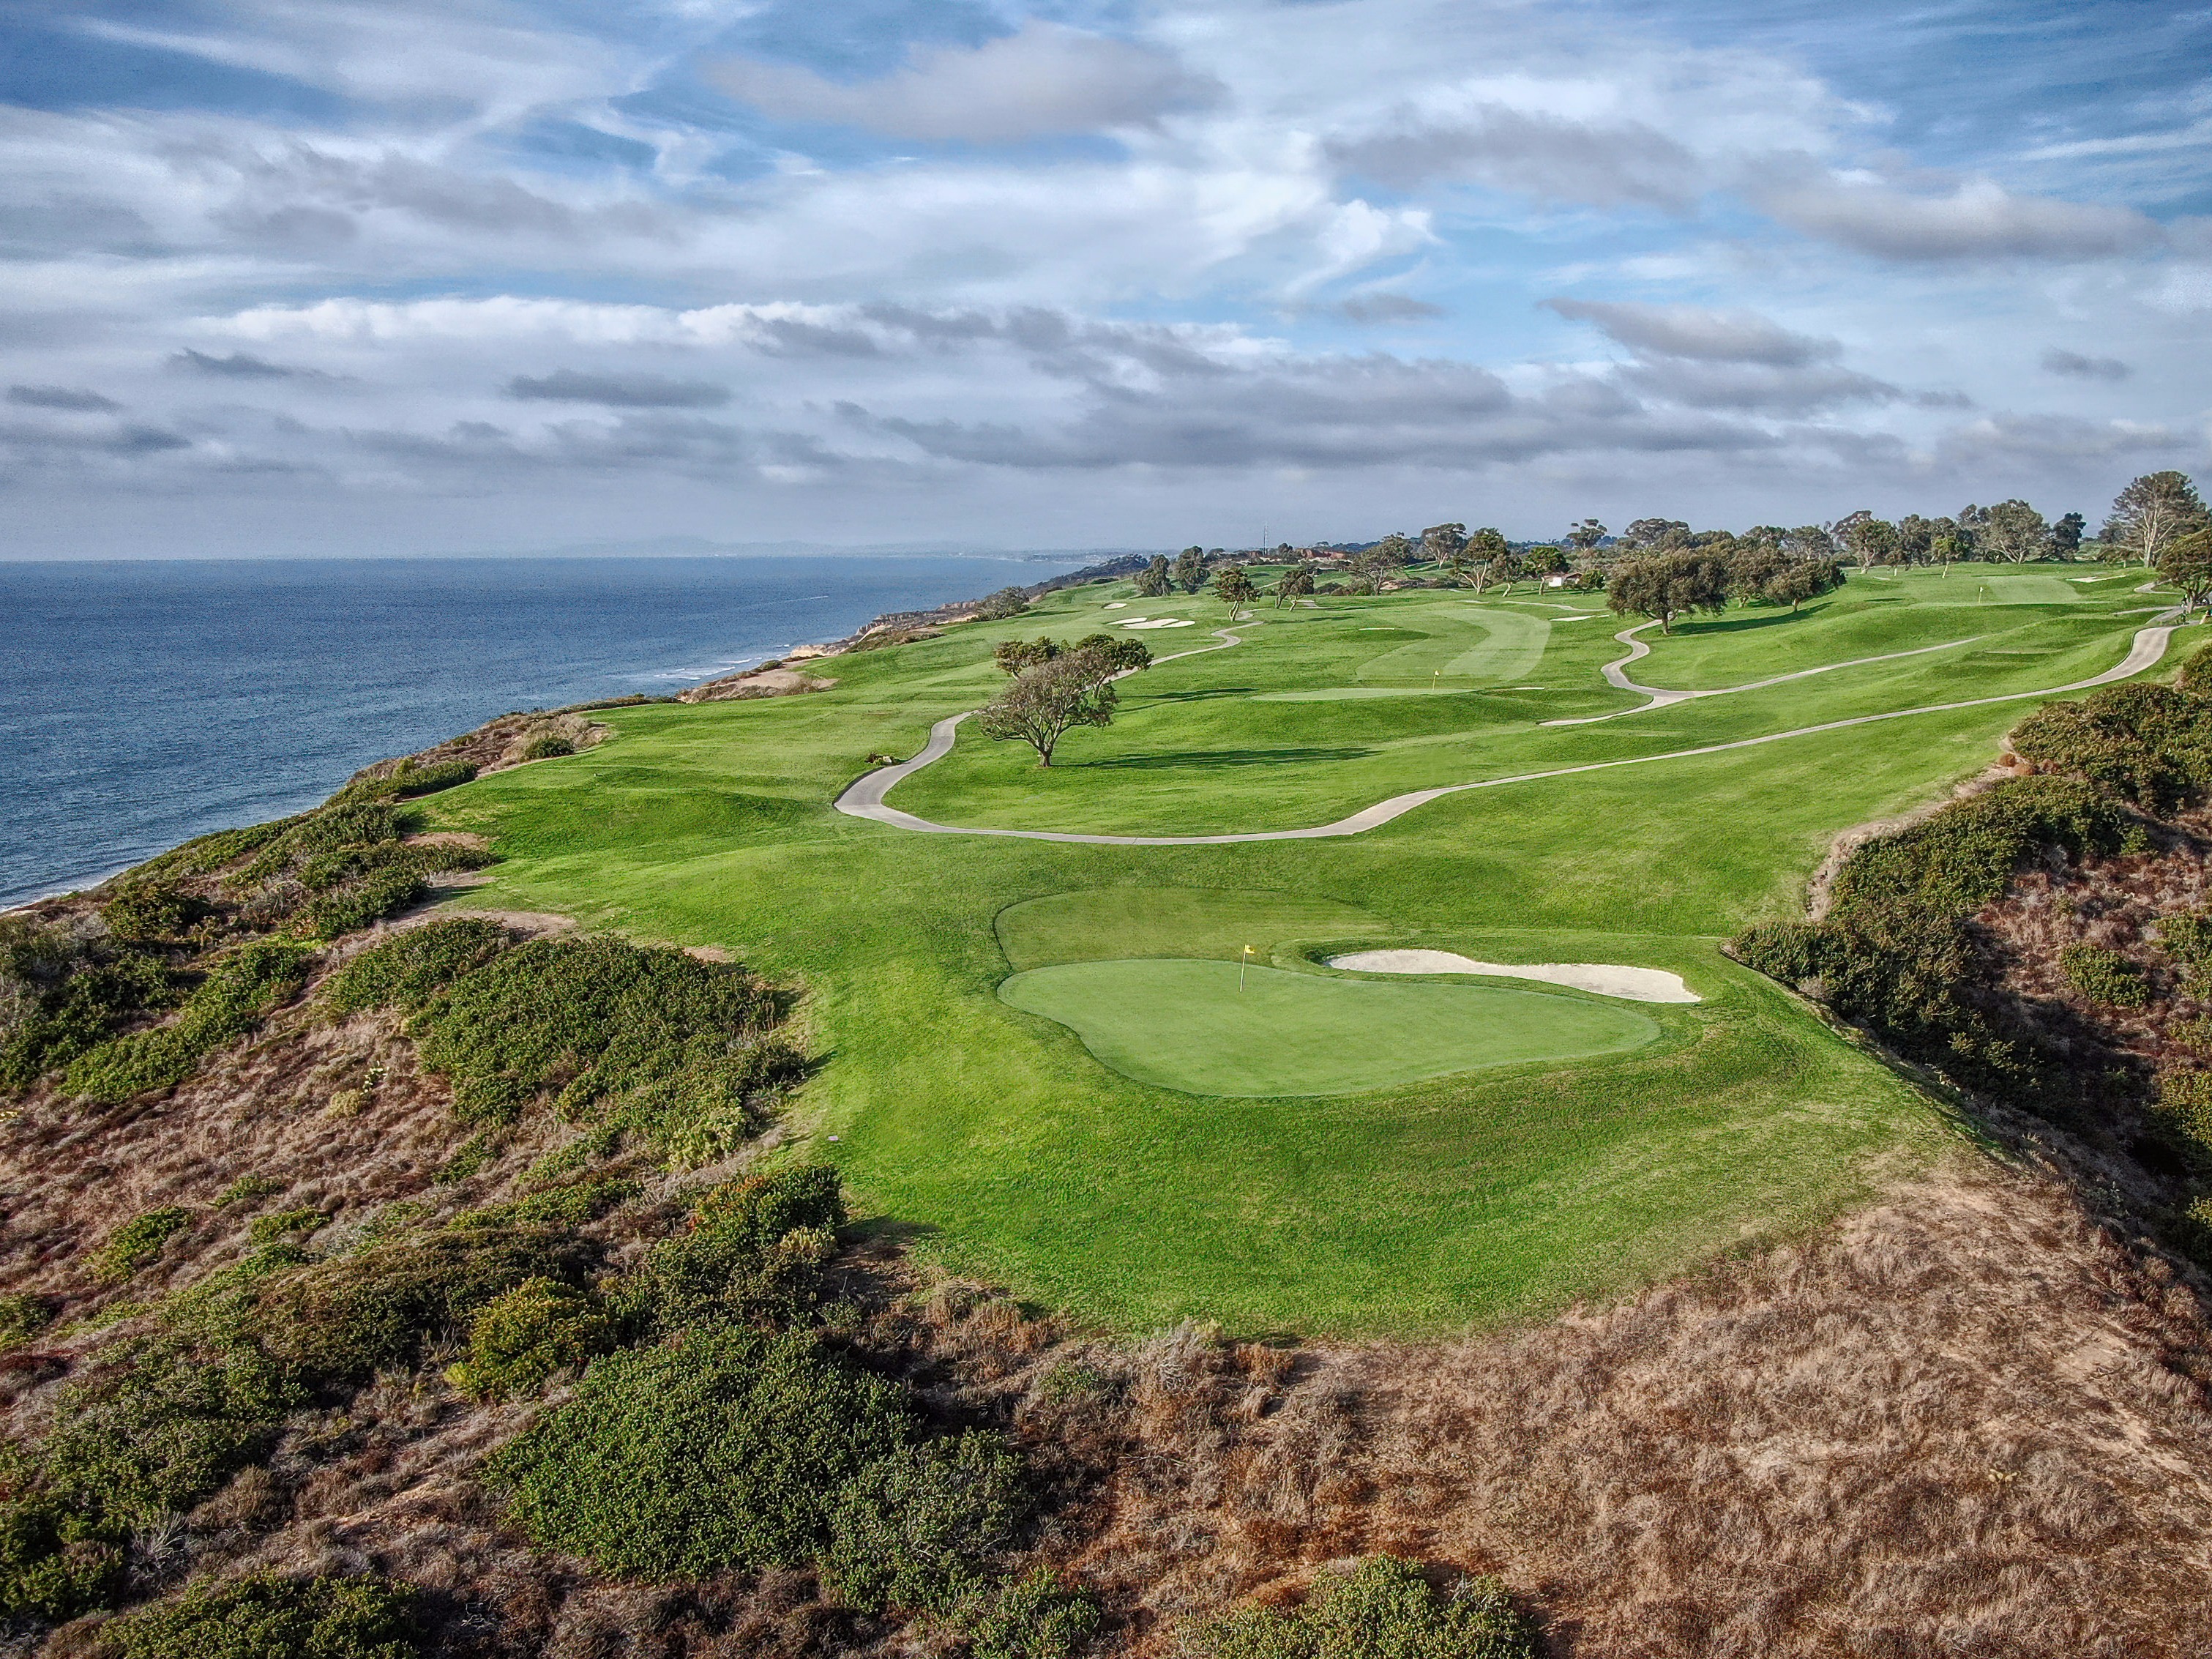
[{"left": 998, "top": 959, "right": 1659, "bottom": 1097}]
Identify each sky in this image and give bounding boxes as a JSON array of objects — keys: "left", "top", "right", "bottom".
[{"left": 1, "top": 0, "right": 2208, "bottom": 556}]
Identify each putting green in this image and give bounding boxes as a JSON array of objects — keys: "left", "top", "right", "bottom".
[
  {"left": 997, "top": 958, "right": 1660, "bottom": 1097},
  {"left": 1355, "top": 606, "right": 1551, "bottom": 685}
]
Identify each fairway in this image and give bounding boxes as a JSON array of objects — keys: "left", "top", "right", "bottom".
[
  {"left": 999, "top": 958, "right": 1659, "bottom": 1096},
  {"left": 421, "top": 562, "right": 2194, "bottom": 1333}
]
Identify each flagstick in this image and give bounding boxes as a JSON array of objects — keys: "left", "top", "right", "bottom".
[{"left": 1240, "top": 944, "right": 1252, "bottom": 991}]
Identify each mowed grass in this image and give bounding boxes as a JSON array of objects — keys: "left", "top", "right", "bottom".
[
  {"left": 999, "top": 958, "right": 1659, "bottom": 1096},
  {"left": 420, "top": 563, "right": 2191, "bottom": 1335}
]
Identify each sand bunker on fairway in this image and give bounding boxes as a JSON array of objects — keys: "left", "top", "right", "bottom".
[
  {"left": 999, "top": 958, "right": 1659, "bottom": 1097},
  {"left": 1327, "top": 950, "right": 1701, "bottom": 1003}
]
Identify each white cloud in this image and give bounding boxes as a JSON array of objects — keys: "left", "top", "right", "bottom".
[{"left": 1749, "top": 168, "right": 2164, "bottom": 262}]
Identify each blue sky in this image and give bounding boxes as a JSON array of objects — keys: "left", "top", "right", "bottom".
[{"left": 1, "top": 0, "right": 2207, "bottom": 555}]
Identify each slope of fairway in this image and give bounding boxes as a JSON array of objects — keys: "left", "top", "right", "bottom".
[
  {"left": 999, "top": 958, "right": 1659, "bottom": 1095},
  {"left": 996, "top": 886, "right": 1384, "bottom": 969}
]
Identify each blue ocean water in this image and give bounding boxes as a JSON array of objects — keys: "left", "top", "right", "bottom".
[{"left": 0, "top": 553, "right": 1086, "bottom": 908}]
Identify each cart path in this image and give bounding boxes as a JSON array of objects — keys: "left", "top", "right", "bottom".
[
  {"left": 832, "top": 625, "right": 2182, "bottom": 848},
  {"left": 1542, "top": 625, "right": 1985, "bottom": 726}
]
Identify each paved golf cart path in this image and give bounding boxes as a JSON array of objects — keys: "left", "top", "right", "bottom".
[
  {"left": 1542, "top": 625, "right": 1986, "bottom": 726},
  {"left": 833, "top": 623, "right": 2185, "bottom": 847}
]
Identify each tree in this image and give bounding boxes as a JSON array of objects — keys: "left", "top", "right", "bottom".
[
  {"left": 1528, "top": 545, "right": 1571, "bottom": 589},
  {"left": 1564, "top": 518, "right": 1607, "bottom": 552},
  {"left": 1462, "top": 526, "right": 1509, "bottom": 590},
  {"left": 2157, "top": 528, "right": 2212, "bottom": 616},
  {"left": 1485, "top": 548, "right": 1527, "bottom": 594},
  {"left": 2052, "top": 511, "right": 2086, "bottom": 559},
  {"left": 1896, "top": 514, "right": 1937, "bottom": 564},
  {"left": 973, "top": 586, "right": 1028, "bottom": 622},
  {"left": 975, "top": 653, "right": 1117, "bottom": 767},
  {"left": 1606, "top": 551, "right": 1730, "bottom": 633},
  {"left": 1621, "top": 518, "right": 1690, "bottom": 552},
  {"left": 1275, "top": 564, "right": 1316, "bottom": 607},
  {"left": 1929, "top": 516, "right": 1971, "bottom": 574},
  {"left": 993, "top": 637, "right": 1061, "bottom": 675},
  {"left": 1834, "top": 510, "right": 1899, "bottom": 569},
  {"left": 1764, "top": 558, "right": 1846, "bottom": 611},
  {"left": 1171, "top": 547, "right": 1207, "bottom": 594},
  {"left": 2105, "top": 471, "right": 2209, "bottom": 568},
  {"left": 1419, "top": 523, "right": 1467, "bottom": 567},
  {"left": 1782, "top": 523, "right": 1839, "bottom": 561},
  {"left": 1725, "top": 540, "right": 1790, "bottom": 605},
  {"left": 1135, "top": 555, "right": 1171, "bottom": 598},
  {"left": 1213, "top": 564, "right": 1256, "bottom": 619},
  {"left": 1071, "top": 634, "right": 1153, "bottom": 674},
  {"left": 1979, "top": 499, "right": 2049, "bottom": 563}
]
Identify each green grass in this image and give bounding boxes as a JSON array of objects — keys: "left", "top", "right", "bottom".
[
  {"left": 1000, "top": 958, "right": 1659, "bottom": 1097},
  {"left": 414, "top": 564, "right": 2193, "bottom": 1335}
]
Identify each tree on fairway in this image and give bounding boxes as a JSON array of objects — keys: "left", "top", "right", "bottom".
[
  {"left": 2052, "top": 511, "right": 2086, "bottom": 559},
  {"left": 1725, "top": 540, "right": 1790, "bottom": 605},
  {"left": 1486, "top": 547, "right": 1527, "bottom": 593},
  {"left": 1275, "top": 564, "right": 1316, "bottom": 607},
  {"left": 1136, "top": 555, "right": 1172, "bottom": 597},
  {"left": 1072, "top": 633, "right": 1154, "bottom": 674},
  {"left": 1834, "top": 510, "right": 1900, "bottom": 569},
  {"left": 1172, "top": 546, "right": 1207, "bottom": 594},
  {"left": 1528, "top": 545, "right": 1572, "bottom": 589},
  {"left": 1764, "top": 558, "right": 1846, "bottom": 611},
  {"left": 1930, "top": 519, "right": 1971, "bottom": 574},
  {"left": 1464, "top": 526, "right": 1510, "bottom": 589},
  {"left": 1621, "top": 518, "right": 1690, "bottom": 552},
  {"left": 1214, "top": 564, "right": 1257, "bottom": 619},
  {"left": 1420, "top": 522, "right": 1468, "bottom": 567},
  {"left": 1896, "top": 514, "right": 1937, "bottom": 564},
  {"left": 1979, "top": 499, "right": 2049, "bottom": 563},
  {"left": 2106, "top": 471, "right": 2208, "bottom": 567},
  {"left": 976, "top": 653, "right": 1118, "bottom": 766},
  {"left": 993, "top": 637, "right": 1061, "bottom": 674},
  {"left": 1564, "top": 518, "right": 1608, "bottom": 553},
  {"left": 1607, "top": 550, "right": 1730, "bottom": 633},
  {"left": 2157, "top": 528, "right": 2212, "bottom": 615}
]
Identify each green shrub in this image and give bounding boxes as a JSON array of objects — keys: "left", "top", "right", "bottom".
[
  {"left": 100, "top": 882, "right": 210, "bottom": 941},
  {"left": 613, "top": 1167, "right": 843, "bottom": 1335},
  {"left": 333, "top": 759, "right": 477, "bottom": 805},
  {"left": 104, "top": 1570, "right": 421, "bottom": 1659},
  {"left": 0, "top": 920, "right": 176, "bottom": 1091},
  {"left": 1178, "top": 1555, "right": 1535, "bottom": 1659},
  {"left": 249, "top": 1206, "right": 328, "bottom": 1245},
  {"left": 403, "top": 937, "right": 780, "bottom": 1127},
  {"left": 826, "top": 1431, "right": 1030, "bottom": 1614},
  {"left": 520, "top": 735, "right": 575, "bottom": 760},
  {"left": 487, "top": 1324, "right": 913, "bottom": 1578},
  {"left": 2009, "top": 683, "right": 2212, "bottom": 811},
  {"left": 214, "top": 1174, "right": 285, "bottom": 1209},
  {"left": 2157, "top": 911, "right": 2212, "bottom": 991},
  {"left": 41, "top": 1340, "right": 297, "bottom": 1529},
  {"left": 122, "top": 819, "right": 301, "bottom": 885},
  {"left": 446, "top": 1277, "right": 613, "bottom": 1400},
  {"left": 435, "top": 1131, "right": 503, "bottom": 1185},
  {"left": 255, "top": 1226, "right": 584, "bottom": 1389},
  {"left": 94, "top": 1207, "right": 192, "bottom": 1283},
  {"left": 64, "top": 942, "right": 312, "bottom": 1103},
  {"left": 969, "top": 1569, "right": 1102, "bottom": 1659},
  {"left": 236, "top": 805, "right": 406, "bottom": 886},
  {"left": 2156, "top": 1070, "right": 2212, "bottom": 1165},
  {"left": 2182, "top": 642, "right": 2212, "bottom": 695},
  {"left": 2172, "top": 1016, "right": 2212, "bottom": 1052},
  {"left": 2058, "top": 944, "right": 2150, "bottom": 1008},
  {"left": 304, "top": 868, "right": 427, "bottom": 939},
  {"left": 454, "top": 1177, "right": 635, "bottom": 1233},
  {"left": 0, "top": 1493, "right": 122, "bottom": 1620},
  {"left": 0, "top": 1294, "right": 52, "bottom": 1349},
  {"left": 324, "top": 920, "right": 510, "bottom": 1015},
  {"left": 601, "top": 1038, "right": 807, "bottom": 1166}
]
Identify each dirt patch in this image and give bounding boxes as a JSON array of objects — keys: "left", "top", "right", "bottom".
[{"left": 677, "top": 667, "right": 837, "bottom": 704}]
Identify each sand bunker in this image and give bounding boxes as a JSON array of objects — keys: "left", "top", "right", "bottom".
[
  {"left": 1326, "top": 950, "right": 1700, "bottom": 1003},
  {"left": 1121, "top": 617, "right": 1197, "bottom": 630}
]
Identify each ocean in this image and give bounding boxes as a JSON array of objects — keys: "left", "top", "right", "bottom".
[{"left": 0, "top": 553, "right": 1091, "bottom": 908}]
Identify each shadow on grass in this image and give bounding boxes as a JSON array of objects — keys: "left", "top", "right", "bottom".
[
  {"left": 1081, "top": 746, "right": 1375, "bottom": 770},
  {"left": 1668, "top": 605, "right": 1828, "bottom": 638},
  {"left": 1139, "top": 687, "right": 1258, "bottom": 704}
]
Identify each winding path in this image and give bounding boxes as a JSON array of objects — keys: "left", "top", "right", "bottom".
[
  {"left": 832, "top": 624, "right": 2185, "bottom": 849},
  {"left": 1542, "top": 626, "right": 1984, "bottom": 726}
]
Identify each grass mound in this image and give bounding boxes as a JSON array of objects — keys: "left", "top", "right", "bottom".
[
  {"left": 996, "top": 887, "right": 1384, "bottom": 971},
  {"left": 999, "top": 959, "right": 1659, "bottom": 1097}
]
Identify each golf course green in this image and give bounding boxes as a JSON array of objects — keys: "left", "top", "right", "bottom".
[{"left": 420, "top": 562, "right": 2197, "bottom": 1334}]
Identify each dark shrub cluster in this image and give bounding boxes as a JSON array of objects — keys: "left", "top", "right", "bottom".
[
  {"left": 93, "top": 1207, "right": 192, "bottom": 1283},
  {"left": 2058, "top": 943, "right": 2151, "bottom": 1008},
  {"left": 612, "top": 1166, "right": 842, "bottom": 1335},
  {"left": 324, "top": 919, "right": 509, "bottom": 1015},
  {"left": 2010, "top": 682, "right": 2212, "bottom": 811},
  {"left": 103, "top": 1570, "right": 421, "bottom": 1659},
  {"left": 0, "top": 915, "right": 176, "bottom": 1091},
  {"left": 519, "top": 734, "right": 574, "bottom": 760},
  {"left": 63, "top": 940, "right": 313, "bottom": 1103},
  {"left": 446, "top": 1276, "right": 613, "bottom": 1401},
  {"left": 98, "top": 881, "right": 211, "bottom": 942},
  {"left": 332, "top": 758, "right": 478, "bottom": 805},
  {"left": 1177, "top": 1554, "right": 1536, "bottom": 1659}
]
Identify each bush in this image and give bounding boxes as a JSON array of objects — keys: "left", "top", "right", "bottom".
[
  {"left": 304, "top": 868, "right": 427, "bottom": 939},
  {"left": 1178, "top": 1555, "right": 1535, "bottom": 1659},
  {"left": 41, "top": 1340, "right": 297, "bottom": 1529},
  {"left": 0, "top": 920, "right": 176, "bottom": 1091},
  {"left": 64, "top": 942, "right": 312, "bottom": 1103},
  {"left": 826, "top": 1431, "right": 1030, "bottom": 1614},
  {"left": 100, "top": 882, "right": 209, "bottom": 941},
  {"left": 2156, "top": 1070, "right": 2212, "bottom": 1166},
  {"left": 255, "top": 1226, "right": 584, "bottom": 1389},
  {"left": 94, "top": 1207, "right": 192, "bottom": 1283},
  {"left": 324, "top": 920, "right": 510, "bottom": 1016},
  {"left": 249, "top": 1206, "right": 328, "bottom": 1245},
  {"left": 446, "top": 1277, "right": 613, "bottom": 1401},
  {"left": 974, "top": 586, "right": 1031, "bottom": 622},
  {"left": 613, "top": 1167, "right": 844, "bottom": 1334},
  {"left": 0, "top": 1493, "right": 122, "bottom": 1620},
  {"left": 2058, "top": 944, "right": 2150, "bottom": 1008},
  {"left": 214, "top": 1174, "right": 285, "bottom": 1209},
  {"left": 104, "top": 1570, "right": 421, "bottom": 1659},
  {"left": 454, "top": 1176, "right": 635, "bottom": 1233},
  {"left": 122, "top": 818, "right": 302, "bottom": 885},
  {"left": 332, "top": 759, "right": 477, "bottom": 805},
  {"left": 2010, "top": 682, "right": 2212, "bottom": 811},
  {"left": 970, "top": 1569, "right": 1102, "bottom": 1659},
  {"left": 2181, "top": 642, "right": 2212, "bottom": 695},
  {"left": 487, "top": 1325, "right": 913, "bottom": 1578},
  {"left": 520, "top": 735, "right": 575, "bottom": 760},
  {"left": 0, "top": 1293, "right": 52, "bottom": 1349}
]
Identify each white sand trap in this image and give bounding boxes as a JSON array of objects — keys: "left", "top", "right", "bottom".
[
  {"left": 1123, "top": 617, "right": 1197, "bottom": 629},
  {"left": 1326, "top": 950, "right": 1701, "bottom": 1003},
  {"left": 1105, "top": 601, "right": 1128, "bottom": 608}
]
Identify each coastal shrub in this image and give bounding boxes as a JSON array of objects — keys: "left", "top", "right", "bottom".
[
  {"left": 64, "top": 941, "right": 312, "bottom": 1103},
  {"left": 104, "top": 1571, "right": 421, "bottom": 1659},
  {"left": 324, "top": 920, "right": 510, "bottom": 1015},
  {"left": 825, "top": 1431, "right": 1030, "bottom": 1614},
  {"left": 214, "top": 1173, "right": 285, "bottom": 1209},
  {"left": 99, "top": 882, "right": 210, "bottom": 941},
  {"left": 520, "top": 734, "right": 575, "bottom": 760},
  {"left": 255, "top": 1226, "right": 584, "bottom": 1388},
  {"left": 2182, "top": 642, "right": 2212, "bottom": 695},
  {"left": 400, "top": 937, "right": 780, "bottom": 1128},
  {"left": 248, "top": 1205, "right": 328, "bottom": 1245},
  {"left": 385, "top": 759, "right": 477, "bottom": 799},
  {"left": 236, "top": 805, "right": 406, "bottom": 886},
  {"left": 2154, "top": 1071, "right": 2212, "bottom": 1166},
  {"left": 613, "top": 1167, "right": 843, "bottom": 1334},
  {"left": 600, "top": 1037, "right": 807, "bottom": 1166},
  {"left": 974, "top": 586, "right": 1030, "bottom": 622},
  {"left": 2058, "top": 944, "right": 2150, "bottom": 1008},
  {"left": 304, "top": 868, "right": 427, "bottom": 939},
  {"left": 1177, "top": 1555, "right": 1536, "bottom": 1659},
  {"left": 94, "top": 1207, "right": 192, "bottom": 1283},
  {"left": 454, "top": 1176, "right": 635, "bottom": 1233},
  {"left": 0, "top": 1294, "right": 53, "bottom": 1349},
  {"left": 0, "top": 1492, "right": 122, "bottom": 1620},
  {"left": 2009, "top": 682, "right": 2212, "bottom": 811},
  {"left": 435, "top": 1131, "right": 503, "bottom": 1185},
  {"left": 0, "top": 920, "right": 175, "bottom": 1091},
  {"left": 446, "top": 1277, "right": 613, "bottom": 1401},
  {"left": 969, "top": 1570, "right": 1102, "bottom": 1659},
  {"left": 2172, "top": 1016, "right": 2212, "bottom": 1052},
  {"left": 486, "top": 1324, "right": 913, "bottom": 1578},
  {"left": 41, "top": 1339, "right": 297, "bottom": 1530},
  {"left": 122, "top": 818, "right": 301, "bottom": 885},
  {"left": 2157, "top": 910, "right": 2212, "bottom": 990}
]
